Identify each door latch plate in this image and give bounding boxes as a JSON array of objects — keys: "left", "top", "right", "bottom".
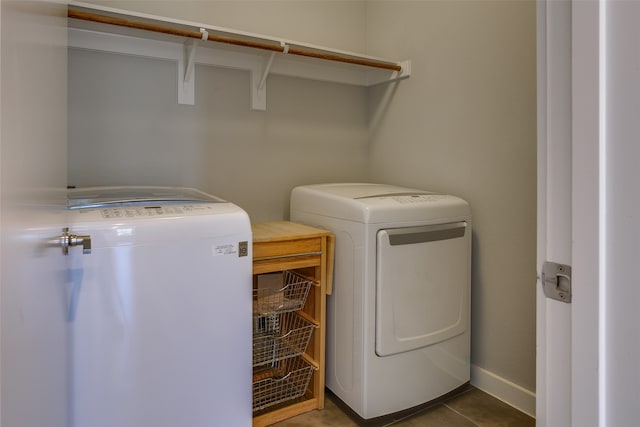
[{"left": 541, "top": 261, "right": 572, "bottom": 303}]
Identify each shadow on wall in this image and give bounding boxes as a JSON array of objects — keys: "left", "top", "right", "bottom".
[
  {"left": 368, "top": 81, "right": 401, "bottom": 139},
  {"left": 469, "top": 231, "right": 482, "bottom": 367}
]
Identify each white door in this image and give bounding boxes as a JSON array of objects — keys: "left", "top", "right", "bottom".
[
  {"left": 537, "top": 1, "right": 602, "bottom": 426},
  {"left": 1, "top": 1, "right": 70, "bottom": 426}
]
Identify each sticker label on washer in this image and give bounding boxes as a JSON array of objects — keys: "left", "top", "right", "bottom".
[{"left": 213, "top": 243, "right": 237, "bottom": 256}]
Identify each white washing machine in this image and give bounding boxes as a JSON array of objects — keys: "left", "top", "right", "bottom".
[
  {"left": 66, "top": 186, "right": 253, "bottom": 427},
  {"left": 290, "top": 183, "right": 471, "bottom": 420}
]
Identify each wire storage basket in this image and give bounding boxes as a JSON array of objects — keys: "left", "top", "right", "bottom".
[
  {"left": 252, "top": 356, "right": 316, "bottom": 412},
  {"left": 253, "top": 270, "right": 313, "bottom": 315},
  {"left": 253, "top": 311, "right": 316, "bottom": 367}
]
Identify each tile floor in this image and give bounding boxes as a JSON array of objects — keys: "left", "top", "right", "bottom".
[{"left": 271, "top": 387, "right": 535, "bottom": 427}]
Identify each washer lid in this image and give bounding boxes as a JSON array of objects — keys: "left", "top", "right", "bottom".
[{"left": 68, "top": 186, "right": 225, "bottom": 209}]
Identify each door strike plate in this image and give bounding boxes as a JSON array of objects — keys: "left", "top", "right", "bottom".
[{"left": 541, "top": 261, "right": 572, "bottom": 303}]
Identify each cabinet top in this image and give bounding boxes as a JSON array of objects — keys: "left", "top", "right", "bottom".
[{"left": 252, "top": 221, "right": 331, "bottom": 242}]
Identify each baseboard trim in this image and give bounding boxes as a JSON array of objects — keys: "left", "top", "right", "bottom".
[{"left": 470, "top": 364, "right": 536, "bottom": 418}]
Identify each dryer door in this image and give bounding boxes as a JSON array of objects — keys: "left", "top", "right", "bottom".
[{"left": 375, "top": 222, "right": 470, "bottom": 357}]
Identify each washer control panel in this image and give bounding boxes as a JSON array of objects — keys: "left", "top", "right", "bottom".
[
  {"left": 99, "top": 204, "right": 218, "bottom": 218},
  {"left": 390, "top": 194, "right": 449, "bottom": 204},
  {"left": 71, "top": 203, "right": 221, "bottom": 220}
]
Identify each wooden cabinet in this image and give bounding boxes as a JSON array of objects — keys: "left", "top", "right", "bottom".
[{"left": 251, "top": 221, "right": 334, "bottom": 427}]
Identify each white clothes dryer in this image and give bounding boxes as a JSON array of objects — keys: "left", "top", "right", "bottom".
[{"left": 290, "top": 183, "right": 471, "bottom": 420}]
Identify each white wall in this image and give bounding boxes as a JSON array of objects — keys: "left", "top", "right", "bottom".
[
  {"left": 69, "top": 0, "right": 537, "bottom": 413},
  {"left": 68, "top": 51, "right": 369, "bottom": 221},
  {"left": 69, "top": 1, "right": 370, "bottom": 222},
  {"left": 365, "top": 0, "right": 537, "bottom": 404}
]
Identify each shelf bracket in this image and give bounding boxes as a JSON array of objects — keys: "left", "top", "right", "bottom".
[
  {"left": 366, "top": 60, "right": 412, "bottom": 86},
  {"left": 252, "top": 43, "right": 286, "bottom": 111},
  {"left": 184, "top": 39, "right": 198, "bottom": 83},
  {"left": 178, "top": 38, "right": 198, "bottom": 105},
  {"left": 393, "top": 60, "right": 412, "bottom": 82},
  {"left": 258, "top": 52, "right": 276, "bottom": 90},
  {"left": 249, "top": 52, "right": 275, "bottom": 111}
]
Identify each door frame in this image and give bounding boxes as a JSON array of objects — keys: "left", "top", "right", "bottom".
[
  {"left": 570, "top": 1, "right": 603, "bottom": 425},
  {"left": 536, "top": 0, "right": 603, "bottom": 425}
]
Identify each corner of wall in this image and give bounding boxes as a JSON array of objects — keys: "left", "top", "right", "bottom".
[{"left": 471, "top": 364, "right": 536, "bottom": 418}]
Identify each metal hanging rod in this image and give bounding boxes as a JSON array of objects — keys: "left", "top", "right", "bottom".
[{"left": 68, "top": 9, "right": 403, "bottom": 72}]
